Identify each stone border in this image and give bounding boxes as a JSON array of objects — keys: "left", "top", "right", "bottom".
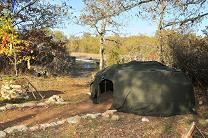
[
  {"left": 0, "top": 101, "right": 69, "bottom": 112},
  {"left": 0, "top": 110, "right": 117, "bottom": 138}
]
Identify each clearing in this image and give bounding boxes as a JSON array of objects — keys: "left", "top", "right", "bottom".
[{"left": 0, "top": 53, "right": 207, "bottom": 137}]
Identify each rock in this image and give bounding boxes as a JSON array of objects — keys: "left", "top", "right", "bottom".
[
  {"left": 111, "top": 115, "right": 120, "bottom": 121},
  {"left": 56, "top": 119, "right": 66, "bottom": 125},
  {"left": 199, "top": 101, "right": 203, "bottom": 105},
  {"left": 19, "top": 102, "right": 36, "bottom": 108},
  {"left": 205, "top": 119, "right": 208, "bottom": 123},
  {"left": 81, "top": 113, "right": 101, "bottom": 119},
  {"left": 0, "top": 106, "right": 6, "bottom": 111},
  {"left": 0, "top": 131, "right": 6, "bottom": 138},
  {"left": 49, "top": 122, "right": 58, "bottom": 127},
  {"left": 86, "top": 92, "right": 91, "bottom": 95},
  {"left": 142, "top": 117, "right": 149, "bottom": 122},
  {"left": 102, "top": 113, "right": 110, "bottom": 118},
  {"left": 106, "top": 110, "right": 117, "bottom": 114},
  {"left": 47, "top": 95, "right": 64, "bottom": 103},
  {"left": 0, "top": 80, "right": 29, "bottom": 100},
  {"left": 40, "top": 123, "right": 51, "bottom": 129},
  {"left": 3, "top": 86, "right": 10, "bottom": 90},
  {"left": 67, "top": 115, "right": 81, "bottom": 124},
  {"left": 36, "top": 102, "right": 46, "bottom": 106},
  {"left": 5, "top": 104, "right": 16, "bottom": 110},
  {"left": 29, "top": 125, "right": 39, "bottom": 131},
  {"left": 4, "top": 125, "right": 27, "bottom": 133},
  {"left": 102, "top": 110, "right": 117, "bottom": 118},
  {"left": 10, "top": 85, "right": 21, "bottom": 89},
  {"left": 56, "top": 101, "right": 68, "bottom": 105}
]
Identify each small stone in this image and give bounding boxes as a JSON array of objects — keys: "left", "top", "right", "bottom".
[
  {"left": 24, "top": 95, "right": 30, "bottom": 100},
  {"left": 4, "top": 95, "right": 11, "bottom": 100},
  {"left": 56, "top": 101, "right": 68, "bottom": 105},
  {"left": 105, "top": 110, "right": 117, "bottom": 114},
  {"left": 18, "top": 125, "right": 28, "bottom": 132},
  {"left": 102, "top": 113, "right": 110, "bottom": 118},
  {"left": 0, "top": 131, "right": 6, "bottom": 138},
  {"left": 10, "top": 85, "right": 21, "bottom": 89},
  {"left": 3, "top": 86, "right": 10, "bottom": 90},
  {"left": 36, "top": 102, "right": 46, "bottom": 106},
  {"left": 0, "top": 106, "right": 6, "bottom": 111},
  {"left": 49, "top": 122, "right": 58, "bottom": 127},
  {"left": 142, "top": 117, "right": 149, "bottom": 122},
  {"left": 111, "top": 115, "right": 120, "bottom": 121},
  {"left": 47, "top": 95, "right": 64, "bottom": 103},
  {"left": 199, "top": 101, "right": 203, "bottom": 105},
  {"left": 67, "top": 115, "right": 81, "bottom": 124},
  {"left": 86, "top": 92, "right": 91, "bottom": 95},
  {"left": 4, "top": 127, "right": 14, "bottom": 134},
  {"left": 40, "top": 123, "right": 51, "bottom": 129},
  {"left": 4, "top": 125, "right": 27, "bottom": 133},
  {"left": 29, "top": 125, "right": 39, "bottom": 131},
  {"left": 56, "top": 119, "right": 66, "bottom": 125},
  {"left": 19, "top": 102, "right": 36, "bottom": 107},
  {"left": 81, "top": 113, "right": 101, "bottom": 119},
  {"left": 101, "top": 110, "right": 117, "bottom": 118},
  {"left": 5, "top": 104, "right": 16, "bottom": 110}
]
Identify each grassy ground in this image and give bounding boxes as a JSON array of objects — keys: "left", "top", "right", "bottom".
[{"left": 8, "top": 112, "right": 208, "bottom": 138}]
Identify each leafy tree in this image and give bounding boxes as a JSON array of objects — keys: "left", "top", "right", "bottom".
[
  {"left": 53, "top": 31, "right": 67, "bottom": 43},
  {"left": 0, "top": 17, "right": 30, "bottom": 76},
  {"left": 0, "top": 0, "right": 72, "bottom": 75},
  {"left": 0, "top": 0, "right": 72, "bottom": 30}
]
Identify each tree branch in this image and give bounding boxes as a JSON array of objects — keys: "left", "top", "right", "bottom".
[
  {"left": 14, "top": 0, "right": 39, "bottom": 17},
  {"left": 163, "top": 12, "right": 208, "bottom": 28}
]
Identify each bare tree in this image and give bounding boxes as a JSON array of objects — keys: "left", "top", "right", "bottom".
[
  {"left": 80, "top": 0, "right": 154, "bottom": 69},
  {"left": 80, "top": 0, "right": 122, "bottom": 70},
  {"left": 132, "top": 0, "right": 208, "bottom": 62}
]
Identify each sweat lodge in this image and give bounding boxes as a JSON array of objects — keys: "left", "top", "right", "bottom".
[{"left": 90, "top": 61, "right": 195, "bottom": 116}]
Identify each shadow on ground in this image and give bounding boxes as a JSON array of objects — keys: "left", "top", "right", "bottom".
[
  {"left": 0, "top": 113, "right": 36, "bottom": 130},
  {"left": 28, "top": 90, "right": 64, "bottom": 101}
]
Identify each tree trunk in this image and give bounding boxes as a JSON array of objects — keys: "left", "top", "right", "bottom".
[
  {"left": 158, "top": 0, "right": 166, "bottom": 63},
  {"left": 14, "top": 52, "right": 18, "bottom": 77},
  {"left": 99, "top": 36, "right": 104, "bottom": 70}
]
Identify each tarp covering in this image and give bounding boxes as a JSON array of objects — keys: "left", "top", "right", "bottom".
[{"left": 90, "top": 61, "right": 195, "bottom": 116}]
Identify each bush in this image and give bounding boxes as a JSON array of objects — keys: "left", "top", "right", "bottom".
[
  {"left": 162, "top": 31, "right": 208, "bottom": 86},
  {"left": 106, "top": 46, "right": 121, "bottom": 66}
]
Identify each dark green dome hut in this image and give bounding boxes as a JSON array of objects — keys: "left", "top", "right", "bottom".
[{"left": 90, "top": 61, "right": 195, "bottom": 116}]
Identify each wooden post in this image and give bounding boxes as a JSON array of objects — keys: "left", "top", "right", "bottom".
[{"left": 184, "top": 122, "right": 195, "bottom": 138}]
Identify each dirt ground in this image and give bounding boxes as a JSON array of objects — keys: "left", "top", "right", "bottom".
[
  {"left": 6, "top": 111, "right": 208, "bottom": 138},
  {"left": 0, "top": 76, "right": 113, "bottom": 129},
  {"left": 0, "top": 75, "right": 208, "bottom": 137}
]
